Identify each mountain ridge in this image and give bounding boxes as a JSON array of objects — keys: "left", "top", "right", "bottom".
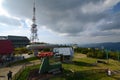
[{"left": 79, "top": 42, "right": 120, "bottom": 51}]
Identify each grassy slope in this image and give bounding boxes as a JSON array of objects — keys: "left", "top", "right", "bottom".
[
  {"left": 15, "top": 64, "right": 40, "bottom": 80},
  {"left": 51, "top": 53, "right": 120, "bottom": 80},
  {"left": 15, "top": 53, "right": 120, "bottom": 80}
]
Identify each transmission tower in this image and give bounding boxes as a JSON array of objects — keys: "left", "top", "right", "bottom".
[{"left": 30, "top": 0, "right": 39, "bottom": 43}]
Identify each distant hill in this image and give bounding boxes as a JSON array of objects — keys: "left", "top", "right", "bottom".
[{"left": 79, "top": 42, "right": 120, "bottom": 51}]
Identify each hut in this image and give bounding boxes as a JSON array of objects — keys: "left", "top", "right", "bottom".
[{"left": 53, "top": 47, "right": 74, "bottom": 62}]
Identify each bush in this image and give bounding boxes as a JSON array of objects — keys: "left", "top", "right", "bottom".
[
  {"left": 75, "top": 47, "right": 120, "bottom": 60},
  {"left": 109, "top": 51, "right": 118, "bottom": 60}
]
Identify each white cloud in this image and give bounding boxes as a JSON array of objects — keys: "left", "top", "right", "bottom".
[
  {"left": 0, "top": 0, "right": 9, "bottom": 16},
  {"left": 25, "top": 19, "right": 32, "bottom": 28},
  {"left": 0, "top": 24, "right": 30, "bottom": 37}
]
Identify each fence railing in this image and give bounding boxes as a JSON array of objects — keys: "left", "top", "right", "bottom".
[
  {"left": 12, "top": 64, "right": 26, "bottom": 80},
  {"left": 12, "top": 61, "right": 39, "bottom": 80}
]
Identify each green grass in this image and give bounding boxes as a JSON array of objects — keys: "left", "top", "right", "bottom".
[
  {"left": 50, "top": 54, "right": 120, "bottom": 80},
  {"left": 15, "top": 64, "right": 40, "bottom": 80},
  {"left": 14, "top": 53, "right": 120, "bottom": 80}
]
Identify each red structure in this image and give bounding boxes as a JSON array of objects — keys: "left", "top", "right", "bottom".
[
  {"left": 37, "top": 52, "right": 53, "bottom": 58},
  {"left": 0, "top": 40, "right": 14, "bottom": 55}
]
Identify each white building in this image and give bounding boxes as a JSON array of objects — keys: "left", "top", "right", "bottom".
[{"left": 53, "top": 47, "right": 74, "bottom": 62}]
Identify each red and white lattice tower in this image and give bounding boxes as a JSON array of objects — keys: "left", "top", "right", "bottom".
[{"left": 30, "top": 0, "right": 39, "bottom": 43}]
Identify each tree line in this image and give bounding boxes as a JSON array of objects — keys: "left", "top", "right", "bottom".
[
  {"left": 13, "top": 47, "right": 120, "bottom": 60},
  {"left": 74, "top": 47, "right": 120, "bottom": 60}
]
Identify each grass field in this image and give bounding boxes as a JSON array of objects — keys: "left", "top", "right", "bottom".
[
  {"left": 50, "top": 53, "right": 120, "bottom": 80},
  {"left": 15, "top": 64, "right": 40, "bottom": 80},
  {"left": 15, "top": 53, "right": 120, "bottom": 80}
]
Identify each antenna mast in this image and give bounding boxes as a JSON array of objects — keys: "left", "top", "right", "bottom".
[{"left": 30, "top": 0, "right": 39, "bottom": 43}]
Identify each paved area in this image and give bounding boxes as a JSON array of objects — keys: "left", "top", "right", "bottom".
[
  {"left": 0, "top": 60, "right": 40, "bottom": 80},
  {"left": 0, "top": 65, "right": 23, "bottom": 80}
]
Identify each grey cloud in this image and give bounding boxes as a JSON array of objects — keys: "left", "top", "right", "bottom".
[
  {"left": 2, "top": 0, "right": 33, "bottom": 18},
  {"left": 0, "top": 15, "right": 21, "bottom": 26},
  {"left": 90, "top": 31, "right": 120, "bottom": 37},
  {"left": 2, "top": 0, "right": 120, "bottom": 37},
  {"left": 37, "top": 0, "right": 102, "bottom": 11},
  {"left": 98, "top": 13, "right": 120, "bottom": 31}
]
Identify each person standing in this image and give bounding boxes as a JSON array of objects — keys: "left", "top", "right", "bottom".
[
  {"left": 7, "top": 71, "right": 12, "bottom": 80},
  {"left": 107, "top": 68, "right": 111, "bottom": 76}
]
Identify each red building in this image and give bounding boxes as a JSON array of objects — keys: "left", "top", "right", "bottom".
[
  {"left": 0, "top": 40, "right": 14, "bottom": 55},
  {"left": 0, "top": 40, "right": 14, "bottom": 63}
]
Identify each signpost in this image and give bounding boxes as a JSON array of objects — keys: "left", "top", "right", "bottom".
[{"left": 105, "top": 49, "right": 109, "bottom": 64}]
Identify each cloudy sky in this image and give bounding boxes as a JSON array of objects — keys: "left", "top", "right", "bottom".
[{"left": 0, "top": 0, "right": 120, "bottom": 44}]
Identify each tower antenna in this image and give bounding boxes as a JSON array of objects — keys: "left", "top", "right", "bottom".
[{"left": 30, "top": 0, "right": 39, "bottom": 43}]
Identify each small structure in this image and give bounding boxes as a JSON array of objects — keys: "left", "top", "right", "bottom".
[
  {"left": 37, "top": 52, "right": 62, "bottom": 74},
  {"left": 53, "top": 47, "right": 74, "bottom": 62}
]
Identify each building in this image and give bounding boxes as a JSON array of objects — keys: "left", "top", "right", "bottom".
[
  {"left": 0, "top": 40, "right": 14, "bottom": 63},
  {"left": 0, "top": 35, "right": 30, "bottom": 48},
  {"left": 53, "top": 47, "right": 74, "bottom": 62},
  {"left": 0, "top": 40, "right": 14, "bottom": 55}
]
